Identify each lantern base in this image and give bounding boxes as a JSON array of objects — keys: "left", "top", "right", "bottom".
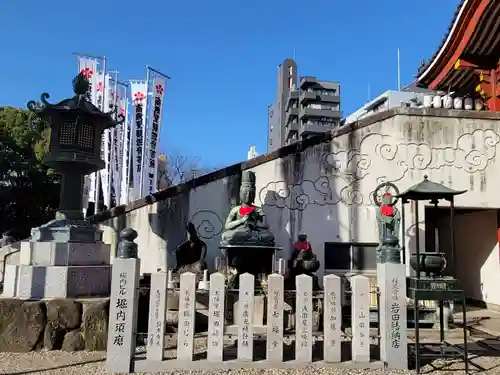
[{"left": 30, "top": 218, "right": 102, "bottom": 243}]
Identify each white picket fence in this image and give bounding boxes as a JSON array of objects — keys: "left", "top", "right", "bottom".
[{"left": 105, "top": 258, "right": 408, "bottom": 373}]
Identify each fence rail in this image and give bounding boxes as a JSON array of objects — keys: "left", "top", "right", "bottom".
[{"left": 105, "top": 259, "right": 409, "bottom": 372}]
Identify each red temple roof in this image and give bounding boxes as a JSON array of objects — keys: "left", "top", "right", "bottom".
[{"left": 417, "top": 0, "right": 500, "bottom": 93}]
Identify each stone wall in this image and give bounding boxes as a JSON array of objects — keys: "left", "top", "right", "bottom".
[
  {"left": 0, "top": 298, "right": 109, "bottom": 352},
  {"left": 95, "top": 108, "right": 500, "bottom": 308}
]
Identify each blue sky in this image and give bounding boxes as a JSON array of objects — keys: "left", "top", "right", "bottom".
[{"left": 0, "top": 0, "right": 460, "bottom": 168}]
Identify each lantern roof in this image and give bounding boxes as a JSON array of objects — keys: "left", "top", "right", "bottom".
[
  {"left": 397, "top": 175, "right": 467, "bottom": 202},
  {"left": 27, "top": 73, "right": 124, "bottom": 129}
]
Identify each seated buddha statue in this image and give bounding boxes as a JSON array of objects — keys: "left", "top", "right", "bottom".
[{"left": 220, "top": 170, "right": 275, "bottom": 247}]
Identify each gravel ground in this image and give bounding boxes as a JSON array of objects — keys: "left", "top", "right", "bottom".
[
  {"left": 0, "top": 338, "right": 499, "bottom": 375},
  {"left": 0, "top": 350, "right": 497, "bottom": 375}
]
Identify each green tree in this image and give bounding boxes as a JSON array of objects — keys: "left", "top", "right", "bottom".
[{"left": 0, "top": 107, "right": 59, "bottom": 240}]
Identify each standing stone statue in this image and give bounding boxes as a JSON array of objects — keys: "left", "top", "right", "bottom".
[
  {"left": 374, "top": 187, "right": 401, "bottom": 262},
  {"left": 174, "top": 222, "right": 207, "bottom": 275},
  {"left": 287, "top": 232, "right": 321, "bottom": 290},
  {"left": 220, "top": 171, "right": 275, "bottom": 246}
]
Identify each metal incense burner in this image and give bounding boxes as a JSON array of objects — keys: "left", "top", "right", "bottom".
[{"left": 399, "top": 175, "right": 469, "bottom": 374}]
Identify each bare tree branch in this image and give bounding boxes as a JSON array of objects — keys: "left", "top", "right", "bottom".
[{"left": 158, "top": 151, "right": 214, "bottom": 189}]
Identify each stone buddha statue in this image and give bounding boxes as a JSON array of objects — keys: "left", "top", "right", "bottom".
[{"left": 220, "top": 170, "right": 275, "bottom": 246}]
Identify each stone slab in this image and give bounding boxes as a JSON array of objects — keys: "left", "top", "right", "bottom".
[
  {"left": 380, "top": 262, "right": 408, "bottom": 370},
  {"left": 17, "top": 265, "right": 111, "bottom": 299},
  {"left": 351, "top": 275, "right": 370, "bottom": 363},
  {"left": 267, "top": 273, "right": 284, "bottom": 362},
  {"left": 20, "top": 241, "right": 110, "bottom": 266},
  {"left": 106, "top": 258, "right": 140, "bottom": 374},
  {"left": 2, "top": 265, "right": 19, "bottom": 297},
  {"left": 238, "top": 273, "right": 254, "bottom": 361},
  {"left": 134, "top": 359, "right": 384, "bottom": 372},
  {"left": 323, "top": 274, "right": 342, "bottom": 363},
  {"left": 177, "top": 272, "right": 196, "bottom": 361},
  {"left": 208, "top": 273, "right": 225, "bottom": 362},
  {"left": 147, "top": 272, "right": 168, "bottom": 361},
  {"left": 295, "top": 274, "right": 313, "bottom": 362}
]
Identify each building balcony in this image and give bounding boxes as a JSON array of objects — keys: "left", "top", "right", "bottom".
[
  {"left": 300, "top": 107, "right": 341, "bottom": 119},
  {"left": 284, "top": 107, "right": 299, "bottom": 125},
  {"left": 300, "top": 121, "right": 335, "bottom": 135},
  {"left": 300, "top": 91, "right": 340, "bottom": 104},
  {"left": 285, "top": 90, "right": 299, "bottom": 110}
]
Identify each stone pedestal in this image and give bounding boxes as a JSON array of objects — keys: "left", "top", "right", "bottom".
[{"left": 14, "top": 229, "right": 111, "bottom": 299}]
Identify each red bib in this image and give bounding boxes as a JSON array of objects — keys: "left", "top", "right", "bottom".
[{"left": 239, "top": 205, "right": 255, "bottom": 216}]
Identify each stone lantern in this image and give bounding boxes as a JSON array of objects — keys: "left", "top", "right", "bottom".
[
  {"left": 26, "top": 73, "right": 124, "bottom": 242},
  {"left": 1, "top": 73, "right": 124, "bottom": 299}
]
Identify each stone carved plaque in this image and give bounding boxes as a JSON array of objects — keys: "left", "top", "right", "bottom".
[
  {"left": 381, "top": 263, "right": 408, "bottom": 369},
  {"left": 208, "top": 273, "right": 226, "bottom": 362},
  {"left": 323, "top": 274, "right": 342, "bottom": 363},
  {"left": 351, "top": 275, "right": 370, "bottom": 363},
  {"left": 238, "top": 273, "right": 254, "bottom": 361},
  {"left": 177, "top": 272, "right": 196, "bottom": 361},
  {"left": 147, "top": 272, "right": 167, "bottom": 361},
  {"left": 106, "top": 258, "right": 140, "bottom": 374},
  {"left": 295, "top": 274, "right": 313, "bottom": 362},
  {"left": 266, "top": 273, "right": 284, "bottom": 362}
]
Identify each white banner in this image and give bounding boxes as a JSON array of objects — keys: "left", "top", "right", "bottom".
[
  {"left": 120, "top": 97, "right": 132, "bottom": 205},
  {"left": 112, "top": 82, "right": 127, "bottom": 205},
  {"left": 143, "top": 74, "right": 167, "bottom": 196},
  {"left": 129, "top": 80, "right": 147, "bottom": 200},
  {"left": 77, "top": 56, "right": 100, "bottom": 211},
  {"left": 100, "top": 73, "right": 116, "bottom": 209}
]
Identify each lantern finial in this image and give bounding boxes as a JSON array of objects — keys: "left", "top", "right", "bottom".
[{"left": 72, "top": 72, "right": 90, "bottom": 97}]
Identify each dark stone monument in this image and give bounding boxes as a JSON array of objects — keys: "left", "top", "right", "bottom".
[{"left": 174, "top": 222, "right": 207, "bottom": 276}]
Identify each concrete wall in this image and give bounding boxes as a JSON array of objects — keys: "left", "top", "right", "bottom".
[{"left": 99, "top": 108, "right": 500, "bottom": 305}]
